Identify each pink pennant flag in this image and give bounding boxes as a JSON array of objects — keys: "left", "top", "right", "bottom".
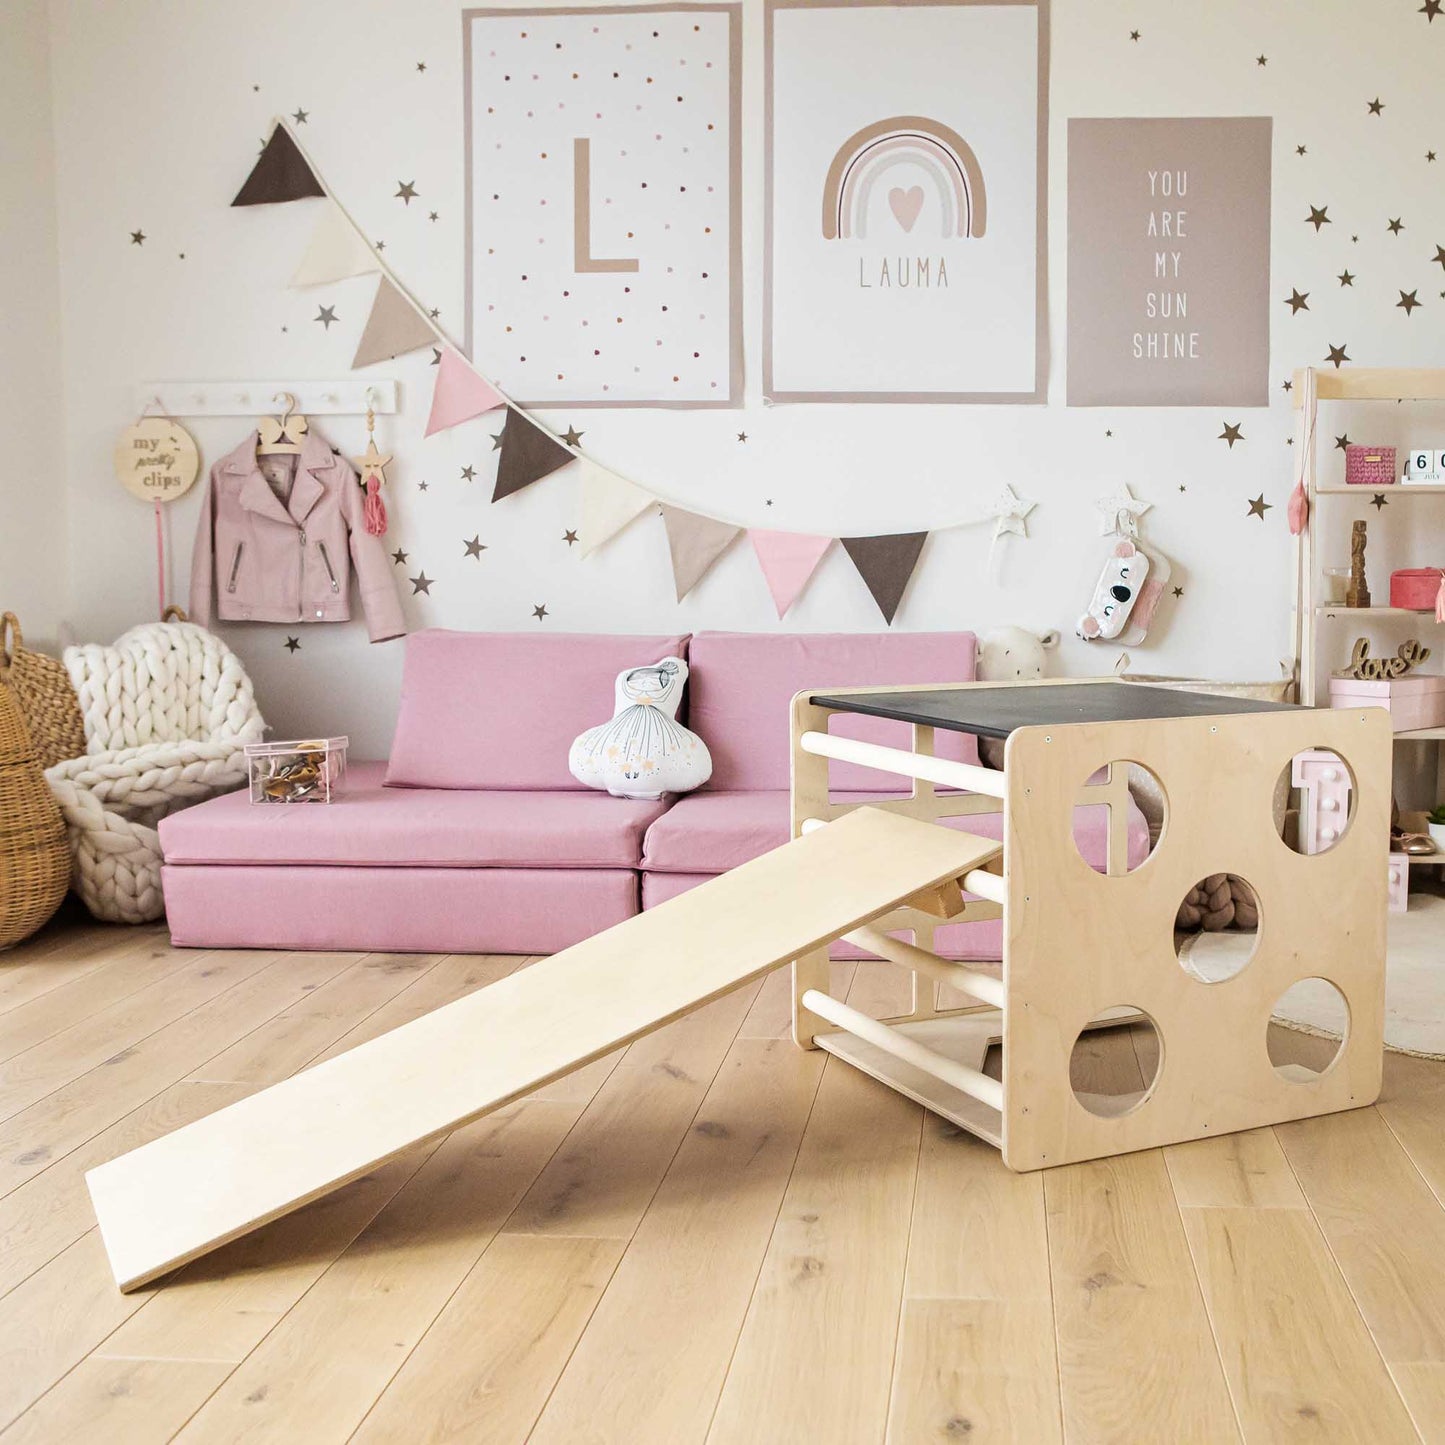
[
  {"left": 749, "top": 530, "right": 833, "bottom": 618},
  {"left": 425, "top": 349, "right": 507, "bottom": 436}
]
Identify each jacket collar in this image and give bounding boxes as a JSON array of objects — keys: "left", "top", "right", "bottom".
[{"left": 220, "top": 430, "right": 338, "bottom": 527}]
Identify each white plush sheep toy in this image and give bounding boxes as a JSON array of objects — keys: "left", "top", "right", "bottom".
[
  {"left": 976, "top": 626, "right": 1060, "bottom": 767},
  {"left": 568, "top": 657, "right": 712, "bottom": 800}
]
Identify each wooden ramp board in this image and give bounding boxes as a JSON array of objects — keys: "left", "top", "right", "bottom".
[{"left": 87, "top": 807, "right": 1001, "bottom": 1291}]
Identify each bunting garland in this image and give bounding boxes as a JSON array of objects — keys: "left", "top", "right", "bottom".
[{"left": 234, "top": 118, "right": 1043, "bottom": 627}]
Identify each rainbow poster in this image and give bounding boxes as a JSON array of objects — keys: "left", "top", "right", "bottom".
[{"left": 764, "top": 0, "right": 1047, "bottom": 403}]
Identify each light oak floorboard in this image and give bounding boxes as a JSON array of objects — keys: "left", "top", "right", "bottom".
[{"left": 0, "top": 922, "right": 156, "bottom": 1015}]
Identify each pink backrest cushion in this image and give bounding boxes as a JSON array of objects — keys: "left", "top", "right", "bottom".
[
  {"left": 687, "top": 631, "right": 978, "bottom": 791},
  {"left": 386, "top": 630, "right": 690, "bottom": 790}
]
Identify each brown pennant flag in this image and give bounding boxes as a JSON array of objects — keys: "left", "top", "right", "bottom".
[
  {"left": 660, "top": 506, "right": 742, "bottom": 601},
  {"left": 351, "top": 278, "right": 439, "bottom": 368},
  {"left": 233, "top": 125, "right": 326, "bottom": 206},
  {"left": 841, "top": 533, "right": 929, "bottom": 625},
  {"left": 493, "top": 408, "right": 577, "bottom": 502}
]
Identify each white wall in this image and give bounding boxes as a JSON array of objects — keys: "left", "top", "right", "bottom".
[
  {"left": 0, "top": 0, "right": 66, "bottom": 649},
  {"left": 43, "top": 0, "right": 1445, "bottom": 757}
]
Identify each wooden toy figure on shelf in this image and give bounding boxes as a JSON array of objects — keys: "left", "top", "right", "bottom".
[{"left": 1346, "top": 519, "right": 1371, "bottom": 609}]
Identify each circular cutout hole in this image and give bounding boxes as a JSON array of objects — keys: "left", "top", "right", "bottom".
[
  {"left": 1174, "top": 874, "right": 1261, "bottom": 982},
  {"left": 1268, "top": 978, "right": 1349, "bottom": 1079},
  {"left": 1069, "top": 1007, "right": 1161, "bottom": 1117},
  {"left": 1279, "top": 748, "right": 1355, "bottom": 855},
  {"left": 1072, "top": 761, "right": 1164, "bottom": 875}
]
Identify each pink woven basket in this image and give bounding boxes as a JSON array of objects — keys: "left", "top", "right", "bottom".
[{"left": 1345, "top": 445, "right": 1397, "bottom": 486}]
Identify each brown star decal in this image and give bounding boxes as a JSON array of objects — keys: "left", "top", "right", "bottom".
[
  {"left": 1305, "top": 205, "right": 1331, "bottom": 231},
  {"left": 1325, "top": 343, "right": 1350, "bottom": 368},
  {"left": 738, "top": 432, "right": 748, "bottom": 443},
  {"left": 1172, "top": 586, "right": 1184, "bottom": 599},
  {"left": 1338, "top": 269, "right": 1356, "bottom": 286},
  {"left": 491, "top": 431, "right": 505, "bottom": 451},
  {"left": 563, "top": 530, "right": 579, "bottom": 546},
  {"left": 1432, "top": 245, "right": 1445, "bottom": 270},
  {"left": 1430, "top": 152, "right": 1439, "bottom": 163},
  {"left": 463, "top": 535, "right": 487, "bottom": 559},
  {"left": 1388, "top": 217, "right": 1404, "bottom": 235},
  {"left": 1129, "top": 28, "right": 1140, "bottom": 40},
  {"left": 410, "top": 572, "right": 434, "bottom": 595},
  {"left": 1256, "top": 54, "right": 1267, "bottom": 66},
  {"left": 315, "top": 305, "right": 338, "bottom": 329},
  {"left": 291, "top": 108, "right": 309, "bottom": 125},
  {"left": 284, "top": 636, "right": 301, "bottom": 653},
  {"left": 1424, "top": 0, "right": 1442, "bottom": 19},
  {"left": 1282, "top": 379, "right": 1293, "bottom": 392},
  {"left": 417, "top": 480, "right": 429, "bottom": 492},
  {"left": 1284, "top": 289, "right": 1309, "bottom": 314},
  {"left": 460, "top": 465, "right": 476, "bottom": 483},
  {"left": 1219, "top": 422, "right": 1244, "bottom": 448},
  {"left": 1398, "top": 289, "right": 1422, "bottom": 315},
  {"left": 395, "top": 180, "right": 419, "bottom": 204},
  {"left": 1371, "top": 493, "right": 1390, "bottom": 510},
  {"left": 1367, "top": 97, "right": 1385, "bottom": 116},
  {"left": 1247, "top": 495, "right": 1272, "bottom": 520},
  {"left": 130, "top": 229, "right": 146, "bottom": 246},
  {"left": 1295, "top": 144, "right": 1307, "bottom": 156},
  {"left": 1335, "top": 434, "right": 1352, "bottom": 451},
  {"left": 561, "top": 426, "right": 585, "bottom": 448},
  {"left": 391, "top": 548, "right": 408, "bottom": 566},
  {"left": 532, "top": 604, "right": 549, "bottom": 620}
]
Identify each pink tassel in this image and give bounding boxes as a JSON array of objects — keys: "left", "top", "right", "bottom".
[
  {"left": 1435, "top": 572, "right": 1445, "bottom": 625},
  {"left": 363, "top": 475, "right": 387, "bottom": 537},
  {"left": 1287, "top": 480, "right": 1309, "bottom": 536}
]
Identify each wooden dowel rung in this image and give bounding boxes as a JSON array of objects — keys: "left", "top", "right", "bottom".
[
  {"left": 801, "top": 989, "right": 1005, "bottom": 1112},
  {"left": 961, "top": 868, "right": 1006, "bottom": 905},
  {"left": 843, "top": 925, "right": 1006, "bottom": 1008},
  {"left": 798, "top": 731, "right": 1007, "bottom": 799}
]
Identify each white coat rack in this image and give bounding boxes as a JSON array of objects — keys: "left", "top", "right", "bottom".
[{"left": 134, "top": 380, "right": 399, "bottom": 418}]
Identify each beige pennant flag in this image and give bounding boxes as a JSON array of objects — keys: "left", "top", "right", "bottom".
[
  {"left": 291, "top": 199, "right": 380, "bottom": 287},
  {"left": 352, "top": 277, "right": 439, "bottom": 368},
  {"left": 660, "top": 505, "right": 742, "bottom": 601},
  {"left": 578, "top": 460, "right": 656, "bottom": 557}
]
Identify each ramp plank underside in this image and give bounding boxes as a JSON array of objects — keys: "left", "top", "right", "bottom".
[{"left": 88, "top": 806, "right": 1000, "bottom": 1291}]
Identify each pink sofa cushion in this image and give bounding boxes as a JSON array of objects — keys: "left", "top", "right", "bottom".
[
  {"left": 686, "top": 631, "right": 978, "bottom": 792},
  {"left": 640, "top": 788, "right": 1151, "bottom": 876},
  {"left": 385, "top": 629, "right": 690, "bottom": 790},
  {"left": 160, "top": 762, "right": 669, "bottom": 869}
]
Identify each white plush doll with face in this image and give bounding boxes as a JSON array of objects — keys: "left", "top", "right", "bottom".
[
  {"left": 568, "top": 656, "right": 712, "bottom": 800},
  {"left": 976, "top": 626, "right": 1061, "bottom": 767}
]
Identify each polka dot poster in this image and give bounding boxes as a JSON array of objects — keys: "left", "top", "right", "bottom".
[{"left": 465, "top": 5, "right": 741, "bottom": 407}]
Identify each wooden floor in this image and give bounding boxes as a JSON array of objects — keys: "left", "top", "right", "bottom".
[{"left": 1, "top": 916, "right": 1443, "bottom": 1443}]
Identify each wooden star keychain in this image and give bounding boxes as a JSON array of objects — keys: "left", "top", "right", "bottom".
[{"left": 352, "top": 392, "right": 392, "bottom": 537}]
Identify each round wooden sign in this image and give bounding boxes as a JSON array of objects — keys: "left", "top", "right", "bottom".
[{"left": 113, "top": 417, "right": 200, "bottom": 503}]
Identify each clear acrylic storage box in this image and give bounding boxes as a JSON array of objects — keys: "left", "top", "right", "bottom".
[{"left": 245, "top": 737, "right": 348, "bottom": 804}]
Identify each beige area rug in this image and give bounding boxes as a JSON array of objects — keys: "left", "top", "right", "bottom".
[{"left": 1178, "top": 893, "right": 1445, "bottom": 1059}]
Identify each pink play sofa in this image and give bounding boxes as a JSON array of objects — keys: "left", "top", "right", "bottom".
[{"left": 159, "top": 629, "right": 1148, "bottom": 956}]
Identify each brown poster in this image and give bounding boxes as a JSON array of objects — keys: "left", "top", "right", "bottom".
[{"left": 1067, "top": 117, "right": 1271, "bottom": 407}]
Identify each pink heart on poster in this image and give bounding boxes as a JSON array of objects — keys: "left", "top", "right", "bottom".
[{"left": 888, "top": 186, "right": 924, "bottom": 233}]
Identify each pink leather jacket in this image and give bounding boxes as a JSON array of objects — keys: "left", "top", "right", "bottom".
[{"left": 189, "top": 430, "right": 405, "bottom": 643}]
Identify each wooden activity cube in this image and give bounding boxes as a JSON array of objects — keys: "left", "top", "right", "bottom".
[{"left": 790, "top": 680, "right": 1392, "bottom": 1172}]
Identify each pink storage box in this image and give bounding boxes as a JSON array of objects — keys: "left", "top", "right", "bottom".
[
  {"left": 1329, "top": 673, "right": 1445, "bottom": 732},
  {"left": 1390, "top": 568, "right": 1444, "bottom": 611},
  {"left": 1345, "top": 445, "right": 1397, "bottom": 486}
]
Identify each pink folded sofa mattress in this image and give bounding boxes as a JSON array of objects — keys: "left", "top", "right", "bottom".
[{"left": 160, "top": 628, "right": 1148, "bottom": 957}]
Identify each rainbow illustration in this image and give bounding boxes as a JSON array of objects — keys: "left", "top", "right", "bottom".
[{"left": 821, "top": 116, "right": 987, "bottom": 241}]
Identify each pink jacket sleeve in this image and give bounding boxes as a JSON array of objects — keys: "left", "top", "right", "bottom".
[
  {"left": 340, "top": 458, "right": 407, "bottom": 644},
  {"left": 188, "top": 464, "right": 219, "bottom": 629}
]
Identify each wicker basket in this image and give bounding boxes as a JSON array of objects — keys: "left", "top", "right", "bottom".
[
  {"left": 0, "top": 674, "right": 70, "bottom": 949},
  {"left": 0, "top": 613, "right": 85, "bottom": 771}
]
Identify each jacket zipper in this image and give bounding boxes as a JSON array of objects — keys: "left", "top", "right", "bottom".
[
  {"left": 226, "top": 542, "right": 244, "bottom": 593},
  {"left": 297, "top": 529, "right": 306, "bottom": 619},
  {"left": 317, "top": 541, "right": 340, "bottom": 593}
]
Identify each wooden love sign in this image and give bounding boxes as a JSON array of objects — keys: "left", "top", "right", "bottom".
[
  {"left": 1345, "top": 636, "right": 1431, "bottom": 681},
  {"left": 113, "top": 416, "right": 200, "bottom": 503}
]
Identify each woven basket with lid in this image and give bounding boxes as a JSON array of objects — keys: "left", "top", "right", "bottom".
[{"left": 0, "top": 666, "right": 70, "bottom": 949}]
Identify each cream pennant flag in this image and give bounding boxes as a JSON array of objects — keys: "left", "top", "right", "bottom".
[
  {"left": 352, "top": 277, "right": 439, "bottom": 368},
  {"left": 660, "top": 505, "right": 743, "bottom": 601},
  {"left": 579, "top": 460, "right": 656, "bottom": 556},
  {"left": 291, "top": 199, "right": 380, "bottom": 287}
]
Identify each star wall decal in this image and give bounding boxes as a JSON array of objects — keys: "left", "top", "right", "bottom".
[
  {"left": 430, "top": 348, "right": 442, "bottom": 365},
  {"left": 428, "top": 307, "right": 441, "bottom": 319},
  {"left": 391, "top": 548, "right": 408, "bottom": 566},
  {"left": 491, "top": 431, "right": 505, "bottom": 451},
  {"left": 130, "top": 229, "right": 145, "bottom": 246},
  {"left": 1129, "top": 29, "right": 1140, "bottom": 40},
  {"left": 460, "top": 464, "right": 476, "bottom": 483},
  {"left": 563, "top": 530, "right": 579, "bottom": 545},
  {"left": 291, "top": 108, "right": 309, "bottom": 124},
  {"left": 561, "top": 426, "right": 585, "bottom": 448},
  {"left": 1306, "top": 205, "right": 1331, "bottom": 231},
  {"left": 1425, "top": 0, "right": 1443, "bottom": 19},
  {"left": 1368, "top": 97, "right": 1385, "bottom": 115},
  {"left": 532, "top": 604, "right": 549, "bottom": 620},
  {"left": 1388, "top": 217, "right": 1405, "bottom": 235},
  {"left": 1371, "top": 493, "right": 1390, "bottom": 510},
  {"left": 410, "top": 572, "right": 434, "bottom": 595},
  {"left": 1429, "top": 152, "right": 1439, "bottom": 163},
  {"left": 417, "top": 479, "right": 429, "bottom": 491},
  {"left": 284, "top": 636, "right": 300, "bottom": 653},
  {"left": 1296, "top": 144, "right": 1307, "bottom": 156},
  {"left": 396, "top": 181, "right": 418, "bottom": 204},
  {"left": 416, "top": 60, "right": 427, "bottom": 71},
  {"left": 1398, "top": 289, "right": 1422, "bottom": 315},
  {"left": 1247, "top": 495, "right": 1272, "bottom": 520},
  {"left": 1432, "top": 245, "right": 1445, "bottom": 270},
  {"left": 1172, "top": 586, "right": 1184, "bottom": 599},
  {"left": 1256, "top": 54, "right": 1268, "bottom": 66},
  {"left": 375, "top": 240, "right": 386, "bottom": 251},
  {"left": 463, "top": 535, "right": 487, "bottom": 559},
  {"left": 1282, "top": 379, "right": 1293, "bottom": 392},
  {"left": 737, "top": 432, "right": 748, "bottom": 443},
  {"left": 1338, "top": 269, "right": 1356, "bottom": 286},
  {"left": 1093, "top": 483, "right": 1151, "bottom": 538},
  {"left": 428, "top": 211, "right": 439, "bottom": 222},
  {"left": 1335, "top": 433, "right": 1352, "bottom": 451},
  {"left": 1285, "top": 289, "right": 1309, "bottom": 314},
  {"left": 315, "top": 305, "right": 338, "bottom": 329},
  {"left": 1219, "top": 422, "right": 1245, "bottom": 448},
  {"left": 1325, "top": 342, "right": 1350, "bottom": 367}
]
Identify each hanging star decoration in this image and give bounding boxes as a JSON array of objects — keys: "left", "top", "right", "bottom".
[
  {"left": 989, "top": 483, "right": 1037, "bottom": 541},
  {"left": 1247, "top": 495, "right": 1272, "bottom": 520},
  {"left": 1306, "top": 205, "right": 1331, "bottom": 231},
  {"left": 391, "top": 548, "right": 409, "bottom": 566},
  {"left": 561, "top": 426, "right": 585, "bottom": 448},
  {"left": 1219, "top": 422, "right": 1245, "bottom": 448},
  {"left": 1398, "top": 289, "right": 1422, "bottom": 315},
  {"left": 410, "top": 572, "right": 434, "bottom": 595},
  {"left": 1093, "top": 483, "right": 1152, "bottom": 538},
  {"left": 463, "top": 535, "right": 487, "bottom": 559},
  {"left": 532, "top": 604, "right": 549, "bottom": 620},
  {"left": 352, "top": 404, "right": 393, "bottom": 537},
  {"left": 1284, "top": 289, "right": 1309, "bottom": 314},
  {"left": 1325, "top": 342, "right": 1350, "bottom": 367},
  {"left": 284, "top": 636, "right": 301, "bottom": 653},
  {"left": 1371, "top": 493, "right": 1390, "bottom": 510},
  {"left": 396, "top": 180, "right": 418, "bottom": 204}
]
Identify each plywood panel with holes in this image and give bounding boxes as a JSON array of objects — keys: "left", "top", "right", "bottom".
[{"left": 1002, "top": 706, "right": 1390, "bottom": 1170}]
